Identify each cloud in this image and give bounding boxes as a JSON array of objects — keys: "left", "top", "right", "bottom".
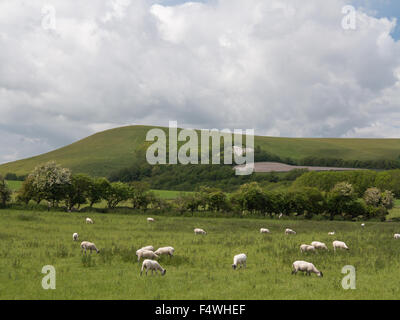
[{"left": 0, "top": 0, "right": 399, "bottom": 163}]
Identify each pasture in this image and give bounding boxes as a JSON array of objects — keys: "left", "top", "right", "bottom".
[{"left": 1, "top": 210, "right": 400, "bottom": 299}]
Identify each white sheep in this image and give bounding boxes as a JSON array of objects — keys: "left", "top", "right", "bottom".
[
  {"left": 292, "top": 260, "right": 323, "bottom": 277},
  {"left": 154, "top": 246, "right": 175, "bottom": 257},
  {"left": 311, "top": 241, "right": 328, "bottom": 250},
  {"left": 361, "top": 223, "right": 365, "bottom": 228},
  {"left": 136, "top": 245, "right": 154, "bottom": 254},
  {"left": 194, "top": 228, "right": 207, "bottom": 235},
  {"left": 147, "top": 217, "right": 155, "bottom": 222},
  {"left": 300, "top": 244, "right": 316, "bottom": 253},
  {"left": 232, "top": 253, "right": 247, "bottom": 270},
  {"left": 328, "top": 232, "right": 335, "bottom": 235},
  {"left": 333, "top": 240, "right": 349, "bottom": 251},
  {"left": 394, "top": 234, "right": 400, "bottom": 239},
  {"left": 278, "top": 213, "right": 283, "bottom": 219},
  {"left": 137, "top": 250, "right": 159, "bottom": 262},
  {"left": 140, "top": 259, "right": 166, "bottom": 276},
  {"left": 260, "top": 228, "right": 270, "bottom": 234},
  {"left": 86, "top": 217, "right": 93, "bottom": 224},
  {"left": 285, "top": 228, "right": 296, "bottom": 235},
  {"left": 73, "top": 233, "right": 79, "bottom": 241},
  {"left": 80, "top": 241, "right": 99, "bottom": 254}
]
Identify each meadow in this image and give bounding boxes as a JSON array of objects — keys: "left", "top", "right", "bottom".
[{"left": 2, "top": 209, "right": 400, "bottom": 299}]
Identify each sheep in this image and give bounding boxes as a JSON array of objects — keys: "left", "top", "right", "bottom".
[
  {"left": 194, "top": 228, "right": 207, "bottom": 235},
  {"left": 311, "top": 241, "right": 328, "bottom": 250},
  {"left": 147, "top": 217, "right": 155, "bottom": 222},
  {"left": 285, "top": 228, "right": 296, "bottom": 235},
  {"left": 73, "top": 233, "right": 79, "bottom": 241},
  {"left": 300, "top": 244, "right": 316, "bottom": 253},
  {"left": 333, "top": 240, "right": 349, "bottom": 251},
  {"left": 136, "top": 245, "right": 154, "bottom": 254},
  {"left": 85, "top": 217, "right": 93, "bottom": 224},
  {"left": 328, "top": 232, "right": 335, "bottom": 235},
  {"left": 361, "top": 223, "right": 365, "bottom": 228},
  {"left": 140, "top": 259, "right": 166, "bottom": 276},
  {"left": 232, "top": 253, "right": 247, "bottom": 270},
  {"left": 278, "top": 213, "right": 283, "bottom": 219},
  {"left": 292, "top": 260, "right": 323, "bottom": 277},
  {"left": 80, "top": 241, "right": 99, "bottom": 254},
  {"left": 137, "top": 250, "right": 159, "bottom": 262},
  {"left": 260, "top": 228, "right": 270, "bottom": 234},
  {"left": 154, "top": 246, "right": 174, "bottom": 257},
  {"left": 394, "top": 234, "right": 400, "bottom": 239}
]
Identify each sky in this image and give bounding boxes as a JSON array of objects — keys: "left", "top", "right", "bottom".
[{"left": 0, "top": 0, "right": 400, "bottom": 164}]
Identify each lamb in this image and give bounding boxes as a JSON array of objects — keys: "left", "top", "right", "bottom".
[
  {"left": 147, "top": 217, "right": 155, "bottom": 222},
  {"left": 333, "top": 240, "right": 349, "bottom": 251},
  {"left": 136, "top": 245, "right": 154, "bottom": 254},
  {"left": 80, "top": 241, "right": 100, "bottom": 254},
  {"left": 232, "top": 253, "right": 247, "bottom": 270},
  {"left": 285, "top": 228, "right": 296, "bottom": 235},
  {"left": 85, "top": 217, "right": 93, "bottom": 224},
  {"left": 137, "top": 250, "right": 159, "bottom": 262},
  {"left": 73, "top": 233, "right": 79, "bottom": 241},
  {"left": 292, "top": 260, "right": 323, "bottom": 277},
  {"left": 394, "top": 234, "right": 400, "bottom": 239},
  {"left": 328, "top": 232, "right": 335, "bottom": 235},
  {"left": 311, "top": 241, "right": 328, "bottom": 250},
  {"left": 194, "top": 228, "right": 207, "bottom": 235},
  {"left": 300, "top": 244, "right": 315, "bottom": 253},
  {"left": 140, "top": 259, "right": 166, "bottom": 276},
  {"left": 260, "top": 228, "right": 270, "bottom": 234},
  {"left": 154, "top": 246, "right": 174, "bottom": 257}
]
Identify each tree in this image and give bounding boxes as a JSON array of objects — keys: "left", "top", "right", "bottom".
[
  {"left": 87, "top": 177, "right": 109, "bottom": 208},
  {"left": 326, "top": 182, "right": 356, "bottom": 220},
  {"left": 363, "top": 187, "right": 382, "bottom": 207},
  {"left": 64, "top": 174, "right": 92, "bottom": 210},
  {"left": 0, "top": 176, "right": 11, "bottom": 208},
  {"left": 17, "top": 176, "right": 43, "bottom": 205},
  {"left": 29, "top": 161, "right": 71, "bottom": 206},
  {"left": 129, "top": 181, "right": 151, "bottom": 209},
  {"left": 103, "top": 182, "right": 130, "bottom": 209}
]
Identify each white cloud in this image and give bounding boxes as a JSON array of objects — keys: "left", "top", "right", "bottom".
[{"left": 0, "top": 0, "right": 400, "bottom": 164}]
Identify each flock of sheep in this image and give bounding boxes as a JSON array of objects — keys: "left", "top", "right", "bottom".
[{"left": 72, "top": 218, "right": 400, "bottom": 278}]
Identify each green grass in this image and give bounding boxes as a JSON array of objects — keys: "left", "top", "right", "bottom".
[
  {"left": 151, "top": 190, "right": 193, "bottom": 200},
  {"left": 1, "top": 125, "right": 400, "bottom": 177},
  {"left": 5, "top": 180, "right": 22, "bottom": 192},
  {"left": 1, "top": 209, "right": 400, "bottom": 299}
]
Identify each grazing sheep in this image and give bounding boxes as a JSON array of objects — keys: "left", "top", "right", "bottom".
[
  {"left": 361, "top": 223, "right": 365, "bottom": 228},
  {"left": 140, "top": 259, "right": 166, "bottom": 276},
  {"left": 137, "top": 250, "right": 159, "bottom": 262},
  {"left": 154, "top": 246, "right": 174, "bottom": 257},
  {"left": 136, "top": 245, "right": 154, "bottom": 254},
  {"left": 73, "top": 233, "right": 79, "bottom": 241},
  {"left": 285, "top": 228, "right": 296, "bottom": 235},
  {"left": 328, "top": 232, "right": 335, "bottom": 235},
  {"left": 80, "top": 241, "right": 99, "bottom": 254},
  {"left": 194, "top": 228, "right": 207, "bottom": 235},
  {"left": 311, "top": 241, "right": 328, "bottom": 250},
  {"left": 232, "top": 253, "right": 247, "bottom": 270},
  {"left": 260, "top": 228, "right": 270, "bottom": 234},
  {"left": 292, "top": 260, "right": 323, "bottom": 277},
  {"left": 300, "top": 244, "right": 316, "bottom": 253},
  {"left": 394, "top": 234, "right": 400, "bottom": 239},
  {"left": 333, "top": 240, "right": 349, "bottom": 251},
  {"left": 147, "top": 217, "right": 155, "bottom": 222},
  {"left": 85, "top": 217, "right": 93, "bottom": 224}
]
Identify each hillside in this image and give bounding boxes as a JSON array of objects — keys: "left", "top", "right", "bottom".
[{"left": 1, "top": 125, "right": 400, "bottom": 177}]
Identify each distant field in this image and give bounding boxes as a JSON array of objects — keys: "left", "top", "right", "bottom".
[
  {"left": 237, "top": 162, "right": 361, "bottom": 173},
  {"left": 1, "top": 210, "right": 400, "bottom": 299},
  {"left": 5, "top": 180, "right": 22, "bottom": 191},
  {"left": 1, "top": 125, "right": 400, "bottom": 177}
]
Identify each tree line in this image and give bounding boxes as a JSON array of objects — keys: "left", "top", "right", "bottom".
[{"left": 0, "top": 161, "right": 396, "bottom": 221}]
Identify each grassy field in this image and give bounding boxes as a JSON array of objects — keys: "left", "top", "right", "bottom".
[
  {"left": 2, "top": 209, "right": 400, "bottom": 299},
  {"left": 2, "top": 125, "right": 400, "bottom": 176}
]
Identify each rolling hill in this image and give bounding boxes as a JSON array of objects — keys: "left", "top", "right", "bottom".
[{"left": 1, "top": 125, "right": 400, "bottom": 177}]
